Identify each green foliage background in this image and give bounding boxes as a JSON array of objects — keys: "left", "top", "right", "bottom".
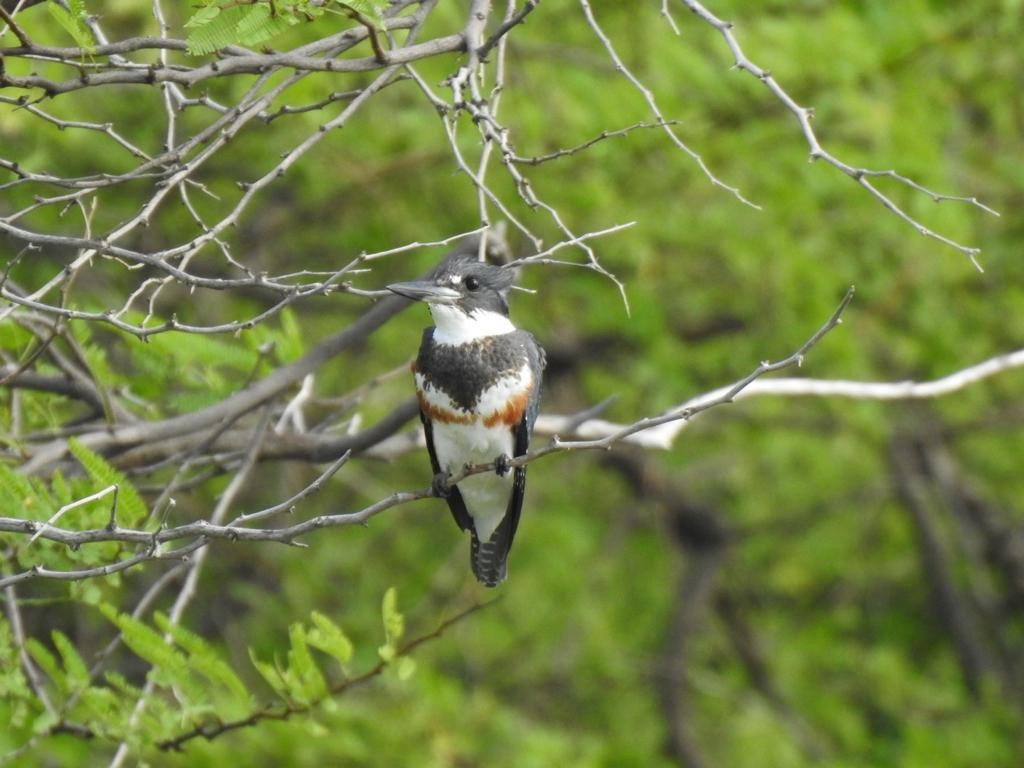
[{"left": 1, "top": 0, "right": 1023, "bottom": 765}]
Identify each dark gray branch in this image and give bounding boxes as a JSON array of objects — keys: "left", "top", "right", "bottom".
[
  {"left": 0, "top": 367, "right": 106, "bottom": 412},
  {"left": 889, "top": 437, "right": 997, "bottom": 697},
  {"left": 0, "top": 34, "right": 465, "bottom": 96}
]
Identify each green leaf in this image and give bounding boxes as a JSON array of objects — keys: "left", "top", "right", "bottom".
[
  {"left": 276, "top": 308, "right": 305, "bottom": 361},
  {"left": 25, "top": 638, "right": 64, "bottom": 696},
  {"left": 52, "top": 630, "right": 89, "bottom": 693},
  {"left": 377, "top": 587, "right": 405, "bottom": 664},
  {"left": 395, "top": 656, "right": 416, "bottom": 681},
  {"left": 153, "top": 613, "right": 250, "bottom": 701},
  {"left": 305, "top": 611, "right": 354, "bottom": 667},
  {"left": 146, "top": 332, "right": 258, "bottom": 374},
  {"left": 46, "top": 0, "right": 93, "bottom": 51},
  {"left": 78, "top": 686, "right": 124, "bottom": 734},
  {"left": 381, "top": 587, "right": 404, "bottom": 647},
  {"left": 185, "top": 4, "right": 221, "bottom": 28},
  {"left": 0, "top": 622, "right": 32, "bottom": 706},
  {"left": 31, "top": 709, "right": 59, "bottom": 736},
  {"left": 235, "top": 4, "right": 299, "bottom": 49},
  {"left": 248, "top": 648, "right": 289, "bottom": 698},
  {"left": 103, "top": 670, "right": 141, "bottom": 700},
  {"left": 186, "top": 5, "right": 247, "bottom": 55},
  {"left": 69, "top": 579, "right": 106, "bottom": 606},
  {"left": 0, "top": 463, "right": 54, "bottom": 521},
  {"left": 79, "top": 343, "right": 115, "bottom": 398},
  {"left": 186, "top": 2, "right": 300, "bottom": 56},
  {"left": 101, "top": 607, "right": 207, "bottom": 707},
  {"left": 287, "top": 623, "right": 327, "bottom": 702},
  {"left": 101, "top": 607, "right": 175, "bottom": 668},
  {"left": 0, "top": 321, "right": 32, "bottom": 354}
]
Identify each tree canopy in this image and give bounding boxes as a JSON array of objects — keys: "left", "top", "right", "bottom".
[{"left": 1, "top": 0, "right": 1022, "bottom": 765}]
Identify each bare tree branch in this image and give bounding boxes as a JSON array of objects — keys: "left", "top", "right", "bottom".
[
  {"left": 657, "top": 548, "right": 722, "bottom": 768},
  {"left": 532, "top": 346, "right": 1024, "bottom": 450},
  {"left": 3, "top": 584, "right": 56, "bottom": 717},
  {"left": 678, "top": 0, "right": 997, "bottom": 266},
  {"left": 579, "top": 0, "right": 758, "bottom": 209},
  {"left": 890, "top": 437, "right": 997, "bottom": 696}
]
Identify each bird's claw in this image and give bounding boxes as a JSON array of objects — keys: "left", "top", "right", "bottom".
[
  {"left": 493, "top": 453, "right": 511, "bottom": 477},
  {"left": 431, "top": 472, "right": 451, "bottom": 498}
]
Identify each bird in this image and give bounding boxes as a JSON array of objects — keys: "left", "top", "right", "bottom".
[{"left": 388, "top": 254, "right": 545, "bottom": 587}]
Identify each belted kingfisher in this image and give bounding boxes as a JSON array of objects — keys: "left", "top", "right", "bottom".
[{"left": 388, "top": 254, "right": 545, "bottom": 587}]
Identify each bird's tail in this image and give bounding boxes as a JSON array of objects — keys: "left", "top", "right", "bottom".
[{"left": 470, "top": 527, "right": 509, "bottom": 587}]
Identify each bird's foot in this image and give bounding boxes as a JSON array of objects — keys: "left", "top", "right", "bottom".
[
  {"left": 431, "top": 472, "right": 452, "bottom": 498},
  {"left": 493, "top": 453, "right": 512, "bottom": 477}
]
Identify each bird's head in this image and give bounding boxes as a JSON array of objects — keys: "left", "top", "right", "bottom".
[{"left": 387, "top": 255, "right": 517, "bottom": 342}]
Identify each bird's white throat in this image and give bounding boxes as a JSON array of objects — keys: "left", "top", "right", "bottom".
[{"left": 429, "top": 305, "right": 516, "bottom": 344}]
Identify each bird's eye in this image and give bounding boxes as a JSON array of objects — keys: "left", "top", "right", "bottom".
[{"left": 464, "top": 276, "right": 481, "bottom": 291}]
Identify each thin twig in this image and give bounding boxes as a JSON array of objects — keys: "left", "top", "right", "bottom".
[
  {"left": 579, "top": 0, "right": 759, "bottom": 209},
  {"left": 510, "top": 120, "right": 678, "bottom": 166},
  {"left": 678, "top": 0, "right": 996, "bottom": 266}
]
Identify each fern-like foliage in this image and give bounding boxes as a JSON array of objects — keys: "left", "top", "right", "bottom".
[
  {"left": 47, "top": 0, "right": 94, "bottom": 51},
  {"left": 186, "top": 4, "right": 299, "bottom": 56},
  {"left": 0, "top": 463, "right": 56, "bottom": 524},
  {"left": 1, "top": 591, "right": 421, "bottom": 758},
  {"left": 67, "top": 438, "right": 148, "bottom": 527},
  {"left": 1, "top": 441, "right": 147, "bottom": 578},
  {"left": 185, "top": 0, "right": 388, "bottom": 56}
]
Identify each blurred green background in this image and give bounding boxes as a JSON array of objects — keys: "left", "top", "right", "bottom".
[{"left": 2, "top": 0, "right": 1023, "bottom": 765}]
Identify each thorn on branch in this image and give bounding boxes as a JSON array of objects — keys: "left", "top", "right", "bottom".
[{"left": 105, "top": 485, "right": 120, "bottom": 531}]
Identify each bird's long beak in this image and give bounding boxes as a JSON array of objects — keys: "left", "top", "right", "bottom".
[{"left": 386, "top": 280, "right": 461, "bottom": 305}]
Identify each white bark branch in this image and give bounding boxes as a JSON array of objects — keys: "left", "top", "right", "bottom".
[{"left": 540, "top": 346, "right": 1024, "bottom": 450}]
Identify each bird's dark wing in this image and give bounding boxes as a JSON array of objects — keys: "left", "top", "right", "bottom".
[
  {"left": 520, "top": 332, "right": 545, "bottom": 436},
  {"left": 495, "top": 333, "right": 546, "bottom": 555},
  {"left": 420, "top": 408, "right": 473, "bottom": 533}
]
